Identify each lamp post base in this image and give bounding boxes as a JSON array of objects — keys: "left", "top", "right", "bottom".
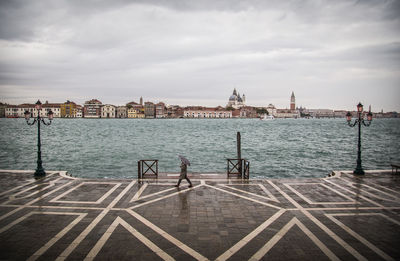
[
  {"left": 353, "top": 167, "right": 365, "bottom": 175},
  {"left": 34, "top": 168, "right": 46, "bottom": 177}
]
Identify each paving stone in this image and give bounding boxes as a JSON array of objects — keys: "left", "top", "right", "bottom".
[{"left": 0, "top": 170, "right": 399, "bottom": 260}]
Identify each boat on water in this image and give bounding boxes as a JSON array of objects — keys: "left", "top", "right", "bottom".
[{"left": 260, "top": 114, "right": 274, "bottom": 120}]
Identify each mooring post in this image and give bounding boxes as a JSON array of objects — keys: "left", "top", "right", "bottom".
[{"left": 237, "top": 131, "right": 242, "bottom": 177}]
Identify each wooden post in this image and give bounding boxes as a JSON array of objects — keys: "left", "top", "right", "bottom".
[
  {"left": 237, "top": 132, "right": 241, "bottom": 159},
  {"left": 237, "top": 132, "right": 242, "bottom": 177},
  {"left": 138, "top": 161, "right": 141, "bottom": 179}
]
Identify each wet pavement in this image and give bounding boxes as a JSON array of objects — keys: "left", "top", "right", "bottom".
[{"left": 0, "top": 170, "right": 399, "bottom": 260}]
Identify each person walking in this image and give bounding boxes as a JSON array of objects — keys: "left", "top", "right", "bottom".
[{"left": 175, "top": 155, "right": 193, "bottom": 188}]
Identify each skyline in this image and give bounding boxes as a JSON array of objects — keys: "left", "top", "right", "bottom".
[{"left": 0, "top": 0, "right": 399, "bottom": 111}]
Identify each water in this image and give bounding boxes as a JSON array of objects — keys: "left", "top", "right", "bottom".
[{"left": 0, "top": 118, "right": 399, "bottom": 179}]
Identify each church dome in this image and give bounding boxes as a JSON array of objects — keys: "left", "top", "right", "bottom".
[{"left": 229, "top": 95, "right": 237, "bottom": 101}]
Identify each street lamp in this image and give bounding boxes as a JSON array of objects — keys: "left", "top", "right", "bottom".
[
  {"left": 24, "top": 100, "right": 54, "bottom": 177},
  {"left": 346, "top": 102, "right": 373, "bottom": 175}
]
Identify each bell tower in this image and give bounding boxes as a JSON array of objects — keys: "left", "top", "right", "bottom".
[{"left": 290, "top": 92, "right": 295, "bottom": 111}]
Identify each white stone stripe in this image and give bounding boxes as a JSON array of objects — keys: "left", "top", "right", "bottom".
[
  {"left": 84, "top": 217, "right": 174, "bottom": 261},
  {"left": 56, "top": 180, "right": 136, "bottom": 260},
  {"left": 284, "top": 183, "right": 356, "bottom": 205},
  {"left": 133, "top": 187, "right": 176, "bottom": 201},
  {"left": 362, "top": 181, "right": 400, "bottom": 197},
  {"left": 259, "top": 184, "right": 279, "bottom": 202},
  {"left": 216, "top": 209, "right": 285, "bottom": 261},
  {"left": 50, "top": 182, "right": 121, "bottom": 204},
  {"left": 0, "top": 181, "right": 74, "bottom": 222},
  {"left": 130, "top": 183, "right": 148, "bottom": 202},
  {"left": 267, "top": 180, "right": 367, "bottom": 261},
  {"left": 108, "top": 180, "right": 136, "bottom": 208},
  {"left": 324, "top": 179, "right": 384, "bottom": 207},
  {"left": 130, "top": 185, "right": 200, "bottom": 210},
  {"left": 289, "top": 207, "right": 400, "bottom": 211},
  {"left": 0, "top": 172, "right": 57, "bottom": 196},
  {"left": 28, "top": 212, "right": 87, "bottom": 261},
  {"left": 325, "top": 213, "right": 396, "bottom": 261},
  {"left": 127, "top": 209, "right": 207, "bottom": 261},
  {"left": 249, "top": 217, "right": 340, "bottom": 261},
  {"left": 344, "top": 181, "right": 399, "bottom": 202},
  {"left": 6, "top": 179, "right": 62, "bottom": 203},
  {"left": 206, "top": 185, "right": 281, "bottom": 210},
  {"left": 218, "top": 184, "right": 279, "bottom": 203}
]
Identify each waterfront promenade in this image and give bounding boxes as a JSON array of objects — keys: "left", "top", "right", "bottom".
[{"left": 0, "top": 170, "right": 399, "bottom": 260}]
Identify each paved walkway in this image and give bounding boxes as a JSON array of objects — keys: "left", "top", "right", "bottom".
[{"left": 0, "top": 170, "right": 399, "bottom": 261}]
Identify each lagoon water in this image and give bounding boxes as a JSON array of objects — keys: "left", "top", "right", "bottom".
[{"left": 0, "top": 118, "right": 399, "bottom": 179}]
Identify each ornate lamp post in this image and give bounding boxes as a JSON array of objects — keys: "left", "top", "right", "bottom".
[
  {"left": 346, "top": 102, "right": 373, "bottom": 175},
  {"left": 24, "top": 100, "right": 54, "bottom": 177}
]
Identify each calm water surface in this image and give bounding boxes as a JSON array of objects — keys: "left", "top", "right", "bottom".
[{"left": 0, "top": 118, "right": 399, "bottom": 179}]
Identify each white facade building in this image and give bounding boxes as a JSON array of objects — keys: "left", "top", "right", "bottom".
[
  {"left": 101, "top": 104, "right": 116, "bottom": 118},
  {"left": 227, "top": 88, "right": 246, "bottom": 109},
  {"left": 5, "top": 104, "right": 60, "bottom": 118},
  {"left": 184, "top": 108, "right": 232, "bottom": 118}
]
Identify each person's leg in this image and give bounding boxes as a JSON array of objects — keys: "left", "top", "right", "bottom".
[
  {"left": 185, "top": 177, "right": 193, "bottom": 187},
  {"left": 175, "top": 179, "right": 182, "bottom": 187}
]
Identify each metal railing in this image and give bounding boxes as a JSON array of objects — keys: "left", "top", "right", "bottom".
[
  {"left": 138, "top": 160, "right": 158, "bottom": 179},
  {"left": 227, "top": 158, "right": 250, "bottom": 179}
]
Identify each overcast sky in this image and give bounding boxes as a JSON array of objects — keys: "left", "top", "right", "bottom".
[{"left": 0, "top": 0, "right": 399, "bottom": 111}]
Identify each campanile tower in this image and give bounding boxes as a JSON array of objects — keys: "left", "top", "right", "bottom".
[{"left": 290, "top": 92, "right": 295, "bottom": 111}]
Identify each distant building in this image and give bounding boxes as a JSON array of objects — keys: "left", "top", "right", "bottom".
[
  {"left": 166, "top": 105, "right": 182, "bottom": 118},
  {"left": 275, "top": 109, "right": 299, "bottom": 118},
  {"left": 5, "top": 105, "right": 23, "bottom": 118},
  {"left": 60, "top": 100, "right": 77, "bottom": 118},
  {"left": 6, "top": 102, "right": 61, "bottom": 118},
  {"left": 127, "top": 107, "right": 145, "bottom": 118},
  {"left": 84, "top": 99, "right": 102, "bottom": 118},
  {"left": 144, "top": 102, "right": 155, "bottom": 118},
  {"left": 101, "top": 104, "right": 116, "bottom": 118},
  {"left": 290, "top": 92, "right": 296, "bottom": 111},
  {"left": 116, "top": 106, "right": 127, "bottom": 118},
  {"left": 184, "top": 107, "right": 232, "bottom": 118},
  {"left": 266, "top": 104, "right": 277, "bottom": 117},
  {"left": 0, "top": 103, "right": 7, "bottom": 118},
  {"left": 307, "top": 109, "right": 335, "bottom": 118},
  {"left": 240, "top": 106, "right": 257, "bottom": 118},
  {"left": 155, "top": 102, "right": 166, "bottom": 118},
  {"left": 76, "top": 105, "right": 83, "bottom": 118},
  {"left": 227, "top": 88, "right": 246, "bottom": 109}
]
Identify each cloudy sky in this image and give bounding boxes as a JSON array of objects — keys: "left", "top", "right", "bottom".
[{"left": 0, "top": 0, "right": 399, "bottom": 111}]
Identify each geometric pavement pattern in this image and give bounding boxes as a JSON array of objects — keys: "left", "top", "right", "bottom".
[{"left": 0, "top": 170, "right": 399, "bottom": 261}]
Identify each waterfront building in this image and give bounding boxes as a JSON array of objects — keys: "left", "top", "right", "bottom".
[
  {"left": 144, "top": 102, "right": 155, "bottom": 118},
  {"left": 307, "top": 109, "right": 335, "bottom": 118},
  {"left": 116, "top": 106, "right": 127, "bottom": 118},
  {"left": 0, "top": 103, "right": 6, "bottom": 118},
  {"left": 155, "top": 102, "right": 166, "bottom": 118},
  {"left": 42, "top": 102, "right": 61, "bottom": 118},
  {"left": 333, "top": 110, "right": 347, "bottom": 118},
  {"left": 5, "top": 105, "right": 23, "bottom": 117},
  {"left": 184, "top": 107, "right": 232, "bottom": 118},
  {"left": 227, "top": 88, "right": 246, "bottom": 109},
  {"left": 127, "top": 107, "right": 145, "bottom": 118},
  {"left": 101, "top": 104, "right": 116, "bottom": 118},
  {"left": 76, "top": 105, "right": 83, "bottom": 118},
  {"left": 266, "top": 104, "right": 277, "bottom": 117},
  {"left": 239, "top": 106, "right": 257, "bottom": 118},
  {"left": 166, "top": 105, "right": 182, "bottom": 118},
  {"left": 275, "top": 109, "right": 300, "bottom": 118},
  {"left": 6, "top": 102, "right": 61, "bottom": 118},
  {"left": 83, "top": 99, "right": 102, "bottom": 118},
  {"left": 290, "top": 91, "right": 296, "bottom": 111},
  {"left": 60, "top": 100, "right": 77, "bottom": 118}
]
